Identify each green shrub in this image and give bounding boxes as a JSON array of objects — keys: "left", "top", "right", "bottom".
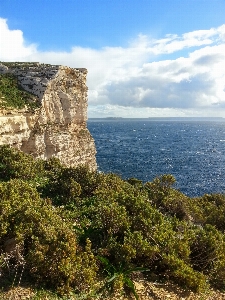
[
  {"left": 144, "top": 175, "right": 192, "bottom": 220},
  {"left": 0, "top": 145, "right": 43, "bottom": 182},
  {"left": 0, "top": 73, "right": 40, "bottom": 110},
  {"left": 42, "top": 165, "right": 101, "bottom": 205},
  {"left": 197, "top": 194, "right": 225, "bottom": 231},
  {"left": 162, "top": 254, "right": 208, "bottom": 292},
  {"left": 0, "top": 179, "right": 97, "bottom": 293},
  {"left": 1, "top": 146, "right": 225, "bottom": 294},
  {"left": 75, "top": 173, "right": 208, "bottom": 291},
  {"left": 190, "top": 224, "right": 225, "bottom": 289}
]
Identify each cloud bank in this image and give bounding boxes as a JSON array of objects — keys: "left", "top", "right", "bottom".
[{"left": 1, "top": 18, "right": 225, "bottom": 117}]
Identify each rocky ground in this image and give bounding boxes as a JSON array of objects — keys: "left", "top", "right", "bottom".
[{"left": 1, "top": 281, "right": 225, "bottom": 300}]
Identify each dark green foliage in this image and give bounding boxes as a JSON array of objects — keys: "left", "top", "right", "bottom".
[
  {"left": 0, "top": 73, "right": 40, "bottom": 110},
  {"left": 0, "top": 145, "right": 44, "bottom": 181},
  {"left": 1, "top": 145, "right": 225, "bottom": 295},
  {"left": 144, "top": 174, "right": 191, "bottom": 220},
  {"left": 0, "top": 179, "right": 97, "bottom": 293},
  {"left": 192, "top": 194, "right": 225, "bottom": 230},
  {"left": 41, "top": 164, "right": 101, "bottom": 205},
  {"left": 98, "top": 255, "right": 149, "bottom": 299},
  {"left": 190, "top": 224, "right": 225, "bottom": 288}
]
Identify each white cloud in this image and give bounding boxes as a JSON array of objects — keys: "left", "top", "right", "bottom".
[
  {"left": 0, "top": 18, "right": 37, "bottom": 60},
  {"left": 102, "top": 44, "right": 225, "bottom": 110},
  {"left": 1, "top": 18, "right": 225, "bottom": 117}
]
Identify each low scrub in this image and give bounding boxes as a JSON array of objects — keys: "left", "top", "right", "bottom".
[
  {"left": 1, "top": 145, "right": 225, "bottom": 297},
  {"left": 0, "top": 73, "right": 40, "bottom": 110}
]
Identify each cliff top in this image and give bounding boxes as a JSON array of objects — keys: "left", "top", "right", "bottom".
[
  {"left": 0, "top": 72, "right": 40, "bottom": 112},
  {"left": 0, "top": 62, "right": 88, "bottom": 114},
  {"left": 0, "top": 61, "right": 87, "bottom": 73}
]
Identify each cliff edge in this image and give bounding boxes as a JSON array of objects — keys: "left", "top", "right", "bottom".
[{"left": 0, "top": 62, "right": 97, "bottom": 170}]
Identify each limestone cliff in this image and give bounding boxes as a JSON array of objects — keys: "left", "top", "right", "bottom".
[{"left": 0, "top": 62, "right": 96, "bottom": 170}]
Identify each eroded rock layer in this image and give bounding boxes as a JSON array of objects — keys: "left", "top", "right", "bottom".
[{"left": 0, "top": 62, "right": 96, "bottom": 170}]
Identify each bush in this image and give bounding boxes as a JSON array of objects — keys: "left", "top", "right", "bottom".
[
  {"left": 190, "top": 224, "right": 225, "bottom": 289},
  {"left": 0, "top": 179, "right": 97, "bottom": 293},
  {"left": 1, "top": 146, "right": 225, "bottom": 294},
  {"left": 196, "top": 194, "right": 225, "bottom": 231},
  {"left": 42, "top": 165, "right": 101, "bottom": 205},
  {"left": 144, "top": 175, "right": 192, "bottom": 220},
  {"left": 0, "top": 73, "right": 40, "bottom": 110},
  {"left": 0, "top": 145, "right": 43, "bottom": 182},
  {"left": 162, "top": 255, "right": 208, "bottom": 292}
]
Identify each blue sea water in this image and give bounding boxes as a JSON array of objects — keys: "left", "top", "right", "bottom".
[{"left": 87, "top": 118, "right": 225, "bottom": 197}]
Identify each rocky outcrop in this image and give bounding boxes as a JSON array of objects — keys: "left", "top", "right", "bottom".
[{"left": 0, "top": 62, "right": 96, "bottom": 170}]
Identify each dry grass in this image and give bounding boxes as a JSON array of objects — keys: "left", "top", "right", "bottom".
[{"left": 1, "top": 280, "right": 225, "bottom": 300}]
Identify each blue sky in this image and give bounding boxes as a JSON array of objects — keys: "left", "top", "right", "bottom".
[{"left": 1, "top": 0, "right": 225, "bottom": 117}]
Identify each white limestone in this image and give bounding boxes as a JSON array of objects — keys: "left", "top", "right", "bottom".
[{"left": 0, "top": 63, "right": 97, "bottom": 170}]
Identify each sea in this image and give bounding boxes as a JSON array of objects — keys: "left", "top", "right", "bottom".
[{"left": 87, "top": 118, "right": 225, "bottom": 197}]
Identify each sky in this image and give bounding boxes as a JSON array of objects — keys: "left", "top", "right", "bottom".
[{"left": 1, "top": 0, "right": 225, "bottom": 118}]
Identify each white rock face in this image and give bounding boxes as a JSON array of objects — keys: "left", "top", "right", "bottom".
[{"left": 0, "top": 63, "right": 97, "bottom": 170}]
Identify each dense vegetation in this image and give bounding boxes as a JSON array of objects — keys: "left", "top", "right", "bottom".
[
  {"left": 1, "top": 145, "right": 225, "bottom": 298},
  {"left": 0, "top": 73, "right": 40, "bottom": 110}
]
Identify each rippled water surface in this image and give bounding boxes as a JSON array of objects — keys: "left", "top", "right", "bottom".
[{"left": 87, "top": 119, "right": 225, "bottom": 197}]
